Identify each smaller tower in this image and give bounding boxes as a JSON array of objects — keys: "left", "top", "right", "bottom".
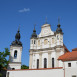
[
  {"left": 55, "top": 18, "right": 64, "bottom": 67},
  {"left": 30, "top": 25, "right": 37, "bottom": 49},
  {"left": 8, "top": 28, "right": 23, "bottom": 70},
  {"left": 56, "top": 18, "right": 63, "bottom": 46},
  {"left": 29, "top": 25, "right": 37, "bottom": 69}
]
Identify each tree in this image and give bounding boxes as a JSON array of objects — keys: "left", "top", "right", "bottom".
[
  {"left": 0, "top": 48, "right": 10, "bottom": 71},
  {"left": 21, "top": 65, "right": 29, "bottom": 69}
]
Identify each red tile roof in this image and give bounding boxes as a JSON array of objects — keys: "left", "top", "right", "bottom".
[
  {"left": 58, "top": 48, "right": 77, "bottom": 61},
  {"left": 63, "top": 44, "right": 70, "bottom": 53}
]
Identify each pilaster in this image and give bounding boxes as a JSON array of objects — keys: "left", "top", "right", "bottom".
[
  {"left": 39, "top": 52, "right": 42, "bottom": 68},
  {"left": 29, "top": 51, "right": 33, "bottom": 69},
  {"left": 48, "top": 52, "right": 51, "bottom": 68}
]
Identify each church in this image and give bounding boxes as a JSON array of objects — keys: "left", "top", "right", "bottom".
[{"left": 6, "top": 20, "right": 77, "bottom": 77}]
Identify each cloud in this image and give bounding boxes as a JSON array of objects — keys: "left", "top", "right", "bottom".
[{"left": 18, "top": 8, "right": 30, "bottom": 13}]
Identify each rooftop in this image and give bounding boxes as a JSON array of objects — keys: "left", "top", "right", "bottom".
[{"left": 58, "top": 48, "right": 77, "bottom": 61}]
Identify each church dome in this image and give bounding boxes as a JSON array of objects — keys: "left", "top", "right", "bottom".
[
  {"left": 56, "top": 24, "right": 62, "bottom": 33},
  {"left": 31, "top": 26, "right": 37, "bottom": 39},
  {"left": 11, "top": 28, "right": 22, "bottom": 46}
]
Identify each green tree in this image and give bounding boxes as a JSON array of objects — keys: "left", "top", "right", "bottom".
[
  {"left": 21, "top": 65, "right": 29, "bottom": 69},
  {"left": 0, "top": 48, "right": 10, "bottom": 71}
]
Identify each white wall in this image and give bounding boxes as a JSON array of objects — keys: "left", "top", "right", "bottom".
[
  {"left": 59, "top": 60, "right": 63, "bottom": 67},
  {"left": 64, "top": 61, "right": 77, "bottom": 68},
  {"left": 7, "top": 68, "right": 64, "bottom": 77},
  {"left": 65, "top": 68, "right": 77, "bottom": 77},
  {"left": 64, "top": 61, "right": 77, "bottom": 77},
  {"left": 8, "top": 63, "right": 21, "bottom": 69}
]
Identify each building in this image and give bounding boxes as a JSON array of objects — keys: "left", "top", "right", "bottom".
[{"left": 6, "top": 21, "right": 77, "bottom": 77}]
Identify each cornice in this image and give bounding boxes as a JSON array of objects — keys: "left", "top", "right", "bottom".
[{"left": 29, "top": 45, "right": 63, "bottom": 52}]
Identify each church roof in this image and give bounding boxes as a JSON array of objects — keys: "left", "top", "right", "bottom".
[{"left": 58, "top": 48, "right": 77, "bottom": 61}]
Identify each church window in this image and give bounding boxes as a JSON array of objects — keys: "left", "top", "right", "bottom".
[
  {"left": 52, "top": 58, "right": 54, "bottom": 68},
  {"left": 34, "top": 40, "right": 36, "bottom": 44},
  {"left": 44, "top": 58, "right": 47, "bottom": 68},
  {"left": 14, "top": 50, "right": 17, "bottom": 59},
  {"left": 37, "top": 59, "right": 39, "bottom": 69},
  {"left": 52, "top": 38, "right": 55, "bottom": 43},
  {"left": 38, "top": 40, "right": 40, "bottom": 46},
  {"left": 44, "top": 39, "right": 48, "bottom": 45},
  {"left": 57, "top": 35, "right": 59, "bottom": 40},
  {"left": 32, "top": 40, "right": 33, "bottom": 44},
  {"left": 68, "top": 63, "right": 71, "bottom": 67}
]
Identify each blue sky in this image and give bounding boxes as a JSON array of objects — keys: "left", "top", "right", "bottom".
[{"left": 0, "top": 0, "right": 77, "bottom": 66}]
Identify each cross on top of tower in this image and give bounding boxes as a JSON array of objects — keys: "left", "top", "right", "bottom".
[{"left": 58, "top": 17, "right": 60, "bottom": 25}]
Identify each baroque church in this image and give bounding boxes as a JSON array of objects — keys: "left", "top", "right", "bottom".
[{"left": 7, "top": 20, "right": 77, "bottom": 77}]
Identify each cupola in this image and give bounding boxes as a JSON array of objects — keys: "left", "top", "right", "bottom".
[
  {"left": 56, "top": 18, "right": 63, "bottom": 33},
  {"left": 31, "top": 25, "right": 37, "bottom": 39},
  {"left": 11, "top": 27, "right": 22, "bottom": 46}
]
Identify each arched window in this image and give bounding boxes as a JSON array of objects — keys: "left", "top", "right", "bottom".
[
  {"left": 31, "top": 40, "right": 33, "bottom": 44},
  {"left": 52, "top": 58, "right": 54, "bottom": 68},
  {"left": 52, "top": 38, "right": 55, "bottom": 44},
  {"left": 44, "top": 58, "right": 47, "bottom": 68},
  {"left": 44, "top": 39, "right": 48, "bottom": 45},
  {"left": 12, "top": 68, "right": 15, "bottom": 70},
  {"left": 14, "top": 50, "right": 17, "bottom": 59},
  {"left": 57, "top": 35, "right": 59, "bottom": 40},
  {"left": 34, "top": 40, "right": 36, "bottom": 44},
  {"left": 38, "top": 40, "right": 40, "bottom": 46},
  {"left": 37, "top": 59, "right": 39, "bottom": 69}
]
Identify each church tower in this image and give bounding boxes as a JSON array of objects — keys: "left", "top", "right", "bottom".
[
  {"left": 8, "top": 28, "right": 23, "bottom": 70},
  {"left": 29, "top": 25, "right": 37, "bottom": 69},
  {"left": 29, "top": 19, "right": 66, "bottom": 69}
]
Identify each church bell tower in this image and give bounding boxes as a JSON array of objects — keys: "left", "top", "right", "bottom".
[{"left": 8, "top": 28, "right": 23, "bottom": 70}]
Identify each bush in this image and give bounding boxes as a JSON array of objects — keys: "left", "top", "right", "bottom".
[{"left": 0, "top": 73, "right": 2, "bottom": 77}]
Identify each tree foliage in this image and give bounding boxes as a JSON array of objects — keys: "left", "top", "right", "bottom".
[
  {"left": 0, "top": 48, "right": 10, "bottom": 71},
  {"left": 21, "top": 65, "right": 29, "bottom": 69}
]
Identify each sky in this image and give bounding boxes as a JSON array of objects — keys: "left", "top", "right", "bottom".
[{"left": 0, "top": 0, "right": 77, "bottom": 66}]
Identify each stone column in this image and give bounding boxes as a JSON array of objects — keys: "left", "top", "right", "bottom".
[
  {"left": 39, "top": 52, "right": 42, "bottom": 68},
  {"left": 29, "top": 51, "right": 33, "bottom": 69},
  {"left": 48, "top": 52, "right": 52, "bottom": 68}
]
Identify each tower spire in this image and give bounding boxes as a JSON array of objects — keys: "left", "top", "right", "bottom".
[
  {"left": 18, "top": 24, "right": 20, "bottom": 32},
  {"left": 34, "top": 24, "right": 36, "bottom": 30},
  {"left": 56, "top": 17, "right": 63, "bottom": 33},
  {"left": 58, "top": 17, "right": 60, "bottom": 25}
]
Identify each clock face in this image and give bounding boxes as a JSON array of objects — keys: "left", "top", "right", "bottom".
[{"left": 43, "top": 29, "right": 49, "bottom": 35}]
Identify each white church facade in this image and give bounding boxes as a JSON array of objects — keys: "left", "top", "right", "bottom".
[{"left": 6, "top": 21, "right": 77, "bottom": 77}]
